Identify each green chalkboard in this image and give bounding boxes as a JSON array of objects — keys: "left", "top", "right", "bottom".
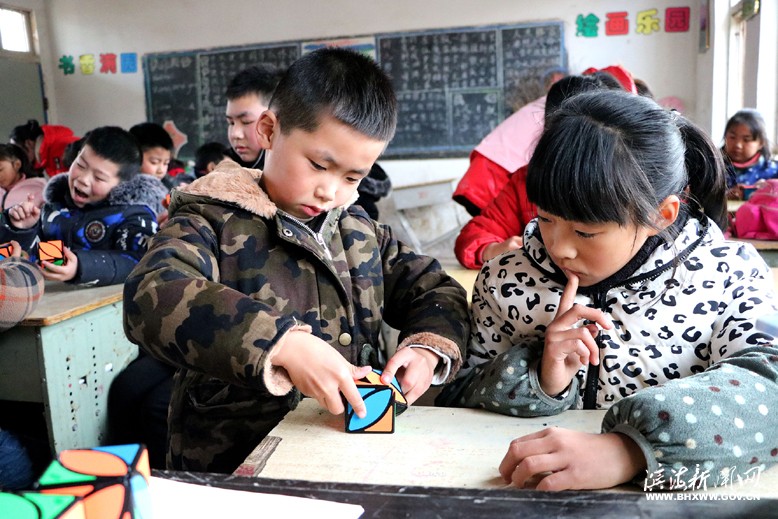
[{"left": 144, "top": 22, "right": 565, "bottom": 160}]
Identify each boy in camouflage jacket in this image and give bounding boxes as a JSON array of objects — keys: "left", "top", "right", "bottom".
[{"left": 123, "top": 48, "right": 470, "bottom": 473}]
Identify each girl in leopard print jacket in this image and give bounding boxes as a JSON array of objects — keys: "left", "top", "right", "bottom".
[{"left": 439, "top": 90, "right": 778, "bottom": 492}]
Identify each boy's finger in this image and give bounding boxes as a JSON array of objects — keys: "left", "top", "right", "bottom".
[
  {"left": 340, "top": 379, "right": 366, "bottom": 419},
  {"left": 556, "top": 274, "right": 579, "bottom": 318},
  {"left": 380, "top": 355, "right": 405, "bottom": 385}
]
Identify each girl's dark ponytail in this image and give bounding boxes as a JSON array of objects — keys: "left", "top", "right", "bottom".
[
  {"left": 675, "top": 114, "right": 728, "bottom": 230},
  {"left": 9, "top": 119, "right": 43, "bottom": 143}
]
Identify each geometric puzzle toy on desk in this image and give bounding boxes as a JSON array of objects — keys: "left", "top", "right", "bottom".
[
  {"left": 0, "top": 241, "right": 14, "bottom": 259},
  {"left": 34, "top": 444, "right": 151, "bottom": 519},
  {"left": 38, "top": 240, "right": 67, "bottom": 266},
  {"left": 345, "top": 369, "right": 408, "bottom": 434},
  {"left": 0, "top": 491, "right": 85, "bottom": 519}
]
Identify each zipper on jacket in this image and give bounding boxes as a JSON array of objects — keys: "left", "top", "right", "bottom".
[
  {"left": 582, "top": 291, "right": 607, "bottom": 409},
  {"left": 281, "top": 212, "right": 333, "bottom": 261}
]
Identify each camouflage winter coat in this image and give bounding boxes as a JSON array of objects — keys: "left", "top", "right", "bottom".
[{"left": 123, "top": 160, "right": 469, "bottom": 473}]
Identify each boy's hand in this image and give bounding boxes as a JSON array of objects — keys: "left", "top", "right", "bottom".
[
  {"left": 380, "top": 347, "right": 439, "bottom": 405},
  {"left": 8, "top": 240, "right": 22, "bottom": 258},
  {"left": 8, "top": 194, "right": 41, "bottom": 229},
  {"left": 41, "top": 246, "right": 78, "bottom": 282},
  {"left": 272, "top": 331, "right": 373, "bottom": 418},
  {"left": 539, "top": 274, "right": 612, "bottom": 396},
  {"left": 499, "top": 428, "right": 645, "bottom": 490}
]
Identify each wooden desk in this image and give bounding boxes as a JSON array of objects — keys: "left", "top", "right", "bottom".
[
  {"left": 0, "top": 282, "right": 138, "bottom": 453},
  {"left": 236, "top": 400, "right": 777, "bottom": 499}
]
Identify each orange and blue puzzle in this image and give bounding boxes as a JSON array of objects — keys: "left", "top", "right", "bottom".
[
  {"left": 345, "top": 369, "right": 407, "bottom": 433},
  {"left": 38, "top": 240, "right": 66, "bottom": 266},
  {"left": 0, "top": 242, "right": 13, "bottom": 259},
  {"left": 34, "top": 444, "right": 151, "bottom": 519}
]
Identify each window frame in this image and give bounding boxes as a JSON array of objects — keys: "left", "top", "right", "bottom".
[{"left": 0, "top": 4, "right": 37, "bottom": 60}]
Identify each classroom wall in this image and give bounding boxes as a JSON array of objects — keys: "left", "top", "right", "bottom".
[{"left": 13, "top": 0, "right": 705, "bottom": 136}]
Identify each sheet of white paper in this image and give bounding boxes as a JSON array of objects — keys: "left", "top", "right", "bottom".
[{"left": 149, "top": 476, "right": 364, "bottom": 518}]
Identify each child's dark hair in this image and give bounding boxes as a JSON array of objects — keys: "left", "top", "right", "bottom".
[
  {"left": 527, "top": 90, "right": 727, "bottom": 232},
  {"left": 9, "top": 119, "right": 43, "bottom": 144},
  {"left": 194, "top": 142, "right": 228, "bottom": 177},
  {"left": 0, "top": 143, "right": 33, "bottom": 177},
  {"left": 63, "top": 136, "right": 86, "bottom": 170},
  {"left": 269, "top": 47, "right": 397, "bottom": 141},
  {"left": 129, "top": 122, "right": 173, "bottom": 153},
  {"left": 722, "top": 109, "right": 772, "bottom": 162},
  {"left": 225, "top": 66, "right": 283, "bottom": 103},
  {"left": 82, "top": 126, "right": 141, "bottom": 181},
  {"left": 544, "top": 75, "right": 607, "bottom": 119}
]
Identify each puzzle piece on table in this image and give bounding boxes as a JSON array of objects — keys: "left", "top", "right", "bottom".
[
  {"left": 345, "top": 384, "right": 396, "bottom": 433},
  {"left": 38, "top": 240, "right": 66, "bottom": 266},
  {"left": 35, "top": 444, "right": 151, "bottom": 519},
  {"left": 355, "top": 368, "right": 408, "bottom": 414}
]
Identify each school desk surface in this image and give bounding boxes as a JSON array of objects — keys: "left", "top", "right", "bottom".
[
  {"left": 148, "top": 400, "right": 778, "bottom": 519},
  {"left": 0, "top": 281, "right": 138, "bottom": 453}
]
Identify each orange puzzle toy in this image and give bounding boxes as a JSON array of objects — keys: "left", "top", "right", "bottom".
[
  {"left": 0, "top": 242, "right": 14, "bottom": 259},
  {"left": 38, "top": 240, "right": 66, "bottom": 266}
]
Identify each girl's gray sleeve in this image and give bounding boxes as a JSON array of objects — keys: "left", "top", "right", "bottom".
[
  {"left": 602, "top": 346, "right": 778, "bottom": 489},
  {"left": 437, "top": 259, "right": 573, "bottom": 416},
  {"left": 439, "top": 341, "right": 577, "bottom": 416}
]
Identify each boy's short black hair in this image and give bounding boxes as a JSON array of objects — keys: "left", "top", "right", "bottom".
[
  {"left": 194, "top": 142, "right": 228, "bottom": 177},
  {"left": 225, "top": 66, "right": 283, "bottom": 104},
  {"left": 82, "top": 126, "right": 141, "bottom": 181},
  {"left": 63, "top": 136, "right": 86, "bottom": 170},
  {"left": 269, "top": 47, "right": 397, "bottom": 142},
  {"left": 129, "top": 122, "right": 174, "bottom": 153}
]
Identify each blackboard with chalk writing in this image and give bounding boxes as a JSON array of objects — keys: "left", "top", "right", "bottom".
[{"left": 143, "top": 22, "right": 564, "bottom": 160}]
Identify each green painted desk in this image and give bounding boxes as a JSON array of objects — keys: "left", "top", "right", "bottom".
[{"left": 0, "top": 282, "right": 138, "bottom": 454}]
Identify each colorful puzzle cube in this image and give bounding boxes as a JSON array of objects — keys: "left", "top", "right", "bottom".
[
  {"left": 34, "top": 444, "right": 151, "bottom": 519},
  {"left": 345, "top": 369, "right": 408, "bottom": 433},
  {"left": 38, "top": 240, "right": 66, "bottom": 266},
  {"left": 0, "top": 491, "right": 85, "bottom": 519},
  {"left": 0, "top": 242, "right": 14, "bottom": 259}
]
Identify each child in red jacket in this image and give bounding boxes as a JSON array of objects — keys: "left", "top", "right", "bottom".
[
  {"left": 455, "top": 74, "right": 612, "bottom": 269},
  {"left": 10, "top": 119, "right": 80, "bottom": 178}
]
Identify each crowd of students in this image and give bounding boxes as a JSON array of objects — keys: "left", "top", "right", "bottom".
[{"left": 1, "top": 48, "right": 777, "bottom": 495}]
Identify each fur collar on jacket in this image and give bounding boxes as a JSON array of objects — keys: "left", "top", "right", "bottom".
[
  {"left": 45, "top": 172, "right": 168, "bottom": 216},
  {"left": 178, "top": 159, "right": 360, "bottom": 219}
]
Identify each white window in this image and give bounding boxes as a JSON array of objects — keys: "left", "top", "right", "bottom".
[{"left": 0, "top": 5, "right": 33, "bottom": 54}]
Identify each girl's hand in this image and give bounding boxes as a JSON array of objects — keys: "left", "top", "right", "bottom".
[
  {"left": 499, "top": 428, "right": 646, "bottom": 490},
  {"left": 40, "top": 246, "right": 78, "bottom": 282},
  {"left": 380, "top": 347, "right": 439, "bottom": 405},
  {"left": 539, "top": 274, "right": 612, "bottom": 396},
  {"left": 8, "top": 194, "right": 41, "bottom": 229}
]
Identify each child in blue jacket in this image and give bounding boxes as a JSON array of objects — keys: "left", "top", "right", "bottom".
[{"left": 2, "top": 126, "right": 161, "bottom": 286}]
